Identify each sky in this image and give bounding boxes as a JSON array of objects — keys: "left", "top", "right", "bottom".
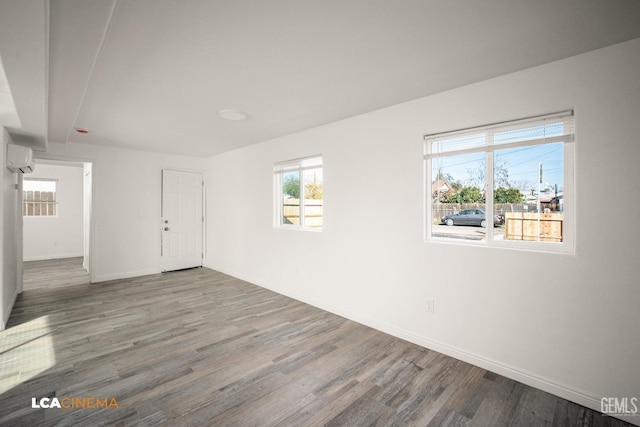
[
  {"left": 430, "top": 121, "right": 566, "bottom": 194},
  {"left": 432, "top": 143, "right": 563, "bottom": 191}
]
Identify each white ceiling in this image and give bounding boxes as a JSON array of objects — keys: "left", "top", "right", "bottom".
[
  {"left": 0, "top": 0, "right": 48, "bottom": 149},
  {"left": 2, "top": 0, "right": 640, "bottom": 157},
  {"left": 0, "top": 56, "right": 21, "bottom": 129}
]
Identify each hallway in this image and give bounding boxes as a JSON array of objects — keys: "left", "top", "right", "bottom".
[{"left": 22, "top": 257, "right": 90, "bottom": 291}]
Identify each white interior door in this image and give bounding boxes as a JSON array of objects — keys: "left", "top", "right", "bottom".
[{"left": 161, "top": 169, "right": 204, "bottom": 272}]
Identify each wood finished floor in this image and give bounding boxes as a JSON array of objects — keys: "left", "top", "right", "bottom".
[
  {"left": 1, "top": 262, "right": 633, "bottom": 426},
  {"left": 22, "top": 257, "right": 90, "bottom": 291}
]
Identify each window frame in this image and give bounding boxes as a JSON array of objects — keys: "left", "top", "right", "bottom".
[
  {"left": 22, "top": 178, "right": 59, "bottom": 217},
  {"left": 273, "top": 155, "right": 323, "bottom": 231},
  {"left": 424, "top": 111, "right": 575, "bottom": 253}
]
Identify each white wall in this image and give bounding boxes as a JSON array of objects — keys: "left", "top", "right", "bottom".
[
  {"left": 205, "top": 38, "right": 640, "bottom": 417},
  {"left": 23, "top": 163, "right": 84, "bottom": 261},
  {"left": 1, "top": 129, "right": 19, "bottom": 330},
  {"left": 42, "top": 142, "right": 208, "bottom": 282}
]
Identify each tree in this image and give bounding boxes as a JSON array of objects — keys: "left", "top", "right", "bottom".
[
  {"left": 466, "top": 163, "right": 485, "bottom": 190},
  {"left": 283, "top": 174, "right": 300, "bottom": 199},
  {"left": 447, "top": 186, "right": 483, "bottom": 203},
  {"left": 434, "top": 169, "right": 455, "bottom": 183},
  {"left": 494, "top": 159, "right": 510, "bottom": 188},
  {"left": 467, "top": 158, "right": 510, "bottom": 188},
  {"left": 305, "top": 182, "right": 323, "bottom": 199},
  {"left": 494, "top": 187, "right": 524, "bottom": 203}
]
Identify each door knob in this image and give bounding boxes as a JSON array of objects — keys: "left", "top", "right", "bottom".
[
  {"left": 164, "top": 227, "right": 170, "bottom": 231},
  {"left": 164, "top": 220, "right": 169, "bottom": 224}
]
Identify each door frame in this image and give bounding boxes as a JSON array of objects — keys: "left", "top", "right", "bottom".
[{"left": 28, "top": 154, "right": 95, "bottom": 283}]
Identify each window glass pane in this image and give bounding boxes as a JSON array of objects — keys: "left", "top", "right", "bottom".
[
  {"left": 275, "top": 155, "right": 322, "bottom": 230},
  {"left": 24, "top": 180, "right": 56, "bottom": 192},
  {"left": 282, "top": 171, "right": 300, "bottom": 225},
  {"left": 425, "top": 111, "right": 572, "bottom": 251},
  {"left": 431, "top": 152, "right": 487, "bottom": 241},
  {"left": 303, "top": 168, "right": 323, "bottom": 229},
  {"left": 494, "top": 143, "right": 564, "bottom": 243},
  {"left": 23, "top": 179, "right": 57, "bottom": 217}
]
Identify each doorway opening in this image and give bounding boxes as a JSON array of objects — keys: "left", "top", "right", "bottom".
[{"left": 20, "top": 159, "right": 93, "bottom": 291}]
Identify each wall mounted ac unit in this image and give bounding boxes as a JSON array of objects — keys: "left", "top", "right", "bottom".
[{"left": 6, "top": 144, "right": 35, "bottom": 173}]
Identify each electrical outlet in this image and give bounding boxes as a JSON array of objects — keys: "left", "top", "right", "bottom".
[{"left": 426, "top": 299, "right": 435, "bottom": 314}]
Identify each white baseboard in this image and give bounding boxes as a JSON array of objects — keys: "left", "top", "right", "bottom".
[
  {"left": 204, "top": 263, "right": 639, "bottom": 427},
  {"left": 23, "top": 252, "right": 84, "bottom": 262},
  {"left": 1, "top": 287, "right": 19, "bottom": 331},
  {"left": 92, "top": 268, "right": 159, "bottom": 283}
]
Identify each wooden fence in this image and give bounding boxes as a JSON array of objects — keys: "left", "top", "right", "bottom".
[
  {"left": 504, "top": 212, "right": 563, "bottom": 242},
  {"left": 23, "top": 191, "right": 57, "bottom": 216},
  {"left": 432, "top": 203, "right": 564, "bottom": 242},
  {"left": 283, "top": 199, "right": 323, "bottom": 228},
  {"left": 432, "top": 203, "right": 559, "bottom": 221}
]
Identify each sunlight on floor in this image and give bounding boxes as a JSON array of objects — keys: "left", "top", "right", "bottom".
[{"left": 0, "top": 315, "right": 56, "bottom": 394}]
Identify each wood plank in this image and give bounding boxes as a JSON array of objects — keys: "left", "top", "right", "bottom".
[{"left": 1, "top": 262, "right": 635, "bottom": 426}]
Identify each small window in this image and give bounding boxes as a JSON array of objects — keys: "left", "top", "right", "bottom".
[
  {"left": 23, "top": 179, "right": 58, "bottom": 217},
  {"left": 425, "top": 111, "right": 574, "bottom": 252},
  {"left": 274, "top": 156, "right": 323, "bottom": 230}
]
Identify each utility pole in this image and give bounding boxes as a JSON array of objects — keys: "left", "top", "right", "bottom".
[{"left": 537, "top": 163, "right": 542, "bottom": 241}]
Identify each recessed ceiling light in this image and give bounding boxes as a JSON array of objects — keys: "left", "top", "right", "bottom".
[
  {"left": 75, "top": 128, "right": 89, "bottom": 134},
  {"left": 218, "top": 109, "right": 249, "bottom": 121}
]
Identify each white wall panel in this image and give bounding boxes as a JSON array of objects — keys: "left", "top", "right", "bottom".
[
  {"left": 43, "top": 143, "right": 207, "bottom": 282},
  {"left": 1, "top": 128, "right": 19, "bottom": 330},
  {"left": 205, "top": 39, "right": 640, "bottom": 418}
]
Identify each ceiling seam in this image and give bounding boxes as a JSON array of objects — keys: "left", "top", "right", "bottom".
[
  {"left": 44, "top": 0, "right": 50, "bottom": 149},
  {"left": 64, "top": 0, "right": 118, "bottom": 144}
]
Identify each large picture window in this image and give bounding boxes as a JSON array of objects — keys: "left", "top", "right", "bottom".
[
  {"left": 425, "top": 111, "right": 574, "bottom": 252},
  {"left": 274, "top": 155, "right": 323, "bottom": 230}
]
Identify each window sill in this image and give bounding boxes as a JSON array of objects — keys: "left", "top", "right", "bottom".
[
  {"left": 426, "top": 235, "right": 574, "bottom": 255},
  {"left": 275, "top": 225, "right": 323, "bottom": 233}
]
